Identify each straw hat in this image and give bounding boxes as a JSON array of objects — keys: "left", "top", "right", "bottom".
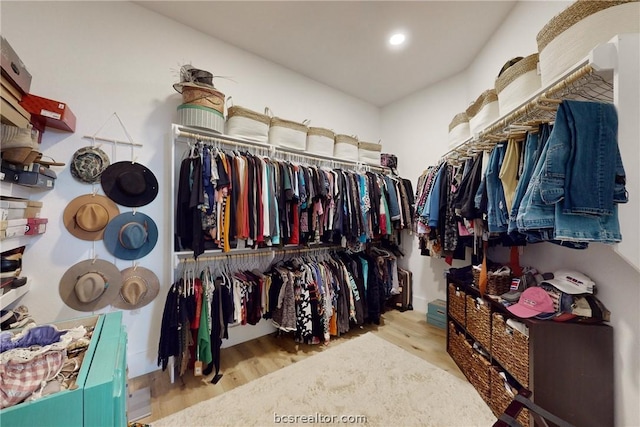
[
  {"left": 103, "top": 212, "right": 158, "bottom": 260},
  {"left": 1, "top": 124, "right": 40, "bottom": 165},
  {"left": 100, "top": 161, "right": 159, "bottom": 207},
  {"left": 111, "top": 266, "right": 160, "bottom": 310},
  {"left": 63, "top": 194, "right": 120, "bottom": 241},
  {"left": 70, "top": 146, "right": 110, "bottom": 184},
  {"left": 58, "top": 259, "right": 122, "bottom": 312}
]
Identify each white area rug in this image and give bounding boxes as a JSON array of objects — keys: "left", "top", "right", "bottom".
[{"left": 152, "top": 332, "right": 495, "bottom": 427}]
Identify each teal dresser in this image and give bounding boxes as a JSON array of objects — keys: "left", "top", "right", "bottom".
[{"left": 0, "top": 312, "right": 128, "bottom": 427}]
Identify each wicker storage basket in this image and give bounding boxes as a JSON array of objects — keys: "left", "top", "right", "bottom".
[
  {"left": 447, "top": 283, "right": 466, "bottom": 327},
  {"left": 462, "top": 339, "right": 492, "bottom": 402},
  {"left": 536, "top": 0, "right": 640, "bottom": 86},
  {"left": 466, "top": 295, "right": 492, "bottom": 351},
  {"left": 448, "top": 112, "right": 471, "bottom": 148},
  {"left": 473, "top": 266, "right": 512, "bottom": 296},
  {"left": 333, "top": 134, "right": 359, "bottom": 161},
  {"left": 225, "top": 105, "right": 270, "bottom": 143},
  {"left": 491, "top": 312, "right": 529, "bottom": 388},
  {"left": 489, "top": 365, "right": 530, "bottom": 427},
  {"left": 306, "top": 127, "right": 335, "bottom": 157},
  {"left": 466, "top": 89, "right": 499, "bottom": 135},
  {"left": 448, "top": 322, "right": 469, "bottom": 373},
  {"left": 357, "top": 140, "right": 382, "bottom": 165},
  {"left": 495, "top": 53, "right": 541, "bottom": 116},
  {"left": 268, "top": 117, "right": 309, "bottom": 150}
]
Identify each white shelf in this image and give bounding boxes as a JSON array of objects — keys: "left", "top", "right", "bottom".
[{"left": 0, "top": 279, "right": 30, "bottom": 309}]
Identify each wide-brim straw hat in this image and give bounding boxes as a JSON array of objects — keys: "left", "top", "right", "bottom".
[
  {"left": 111, "top": 266, "right": 160, "bottom": 310},
  {"left": 59, "top": 259, "right": 122, "bottom": 312},
  {"left": 100, "top": 161, "right": 159, "bottom": 207},
  {"left": 536, "top": 0, "right": 640, "bottom": 86},
  {"left": 63, "top": 194, "right": 120, "bottom": 241}
]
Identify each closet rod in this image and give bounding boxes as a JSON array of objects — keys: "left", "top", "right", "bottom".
[
  {"left": 173, "top": 124, "right": 388, "bottom": 173},
  {"left": 440, "top": 62, "right": 599, "bottom": 162},
  {"left": 176, "top": 244, "right": 342, "bottom": 263}
]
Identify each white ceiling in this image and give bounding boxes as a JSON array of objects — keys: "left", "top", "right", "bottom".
[{"left": 135, "top": 1, "right": 517, "bottom": 106}]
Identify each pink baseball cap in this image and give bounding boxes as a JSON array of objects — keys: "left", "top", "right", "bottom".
[{"left": 507, "top": 287, "right": 555, "bottom": 318}]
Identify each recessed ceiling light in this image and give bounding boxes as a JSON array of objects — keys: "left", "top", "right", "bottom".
[{"left": 389, "top": 33, "right": 406, "bottom": 46}]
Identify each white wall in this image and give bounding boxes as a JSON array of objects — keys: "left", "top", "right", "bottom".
[
  {"left": 382, "top": 1, "right": 639, "bottom": 426},
  {"left": 1, "top": 1, "right": 380, "bottom": 378}
]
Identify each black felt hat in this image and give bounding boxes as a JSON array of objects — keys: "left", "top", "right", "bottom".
[{"left": 100, "top": 161, "right": 158, "bottom": 207}]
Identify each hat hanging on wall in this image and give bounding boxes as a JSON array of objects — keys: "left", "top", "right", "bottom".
[
  {"left": 63, "top": 193, "right": 120, "bottom": 241},
  {"left": 70, "top": 146, "right": 111, "bottom": 184},
  {"left": 59, "top": 259, "right": 122, "bottom": 312},
  {"left": 111, "top": 266, "right": 160, "bottom": 310},
  {"left": 100, "top": 161, "right": 159, "bottom": 207},
  {"left": 103, "top": 211, "right": 158, "bottom": 260}
]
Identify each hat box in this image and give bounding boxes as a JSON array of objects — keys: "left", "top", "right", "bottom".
[
  {"left": 177, "top": 104, "right": 224, "bottom": 134},
  {"left": 495, "top": 53, "right": 542, "bottom": 116},
  {"left": 536, "top": 0, "right": 640, "bottom": 86},
  {"left": 466, "top": 89, "right": 500, "bottom": 135},
  {"left": 24, "top": 200, "right": 42, "bottom": 218},
  {"left": 225, "top": 105, "right": 270, "bottom": 143}
]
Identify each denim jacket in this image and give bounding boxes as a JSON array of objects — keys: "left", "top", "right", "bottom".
[{"left": 539, "top": 100, "right": 627, "bottom": 216}]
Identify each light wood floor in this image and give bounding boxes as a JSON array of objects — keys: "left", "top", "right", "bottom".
[{"left": 130, "top": 309, "right": 464, "bottom": 424}]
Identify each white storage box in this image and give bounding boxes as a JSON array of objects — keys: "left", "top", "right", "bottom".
[
  {"left": 1, "top": 218, "right": 27, "bottom": 239},
  {"left": 1, "top": 199, "right": 28, "bottom": 220},
  {"left": 448, "top": 112, "right": 471, "bottom": 148},
  {"left": 268, "top": 117, "right": 309, "bottom": 150},
  {"left": 225, "top": 105, "right": 270, "bottom": 143},
  {"left": 358, "top": 141, "right": 382, "bottom": 165},
  {"left": 333, "top": 134, "right": 359, "bottom": 161},
  {"left": 306, "top": 127, "right": 335, "bottom": 157}
]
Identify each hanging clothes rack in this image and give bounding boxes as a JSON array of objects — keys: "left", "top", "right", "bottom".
[
  {"left": 173, "top": 124, "right": 388, "bottom": 173},
  {"left": 441, "top": 60, "right": 614, "bottom": 163}
]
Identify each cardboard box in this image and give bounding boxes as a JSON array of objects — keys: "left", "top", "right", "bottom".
[
  {"left": 19, "top": 93, "right": 76, "bottom": 132},
  {"left": 25, "top": 217, "right": 47, "bottom": 235},
  {"left": 0, "top": 37, "right": 32, "bottom": 95},
  {"left": 1, "top": 75, "right": 22, "bottom": 101},
  {"left": 1, "top": 84, "right": 30, "bottom": 120},
  {"left": 24, "top": 200, "right": 43, "bottom": 218},
  {"left": 1, "top": 97, "right": 30, "bottom": 128}
]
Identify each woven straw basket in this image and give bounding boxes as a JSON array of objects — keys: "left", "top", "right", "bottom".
[
  {"left": 466, "top": 89, "right": 499, "bottom": 135},
  {"left": 495, "top": 53, "right": 541, "bottom": 116},
  {"left": 333, "top": 134, "right": 359, "bottom": 161},
  {"left": 268, "top": 117, "right": 309, "bottom": 150},
  {"left": 536, "top": 0, "right": 640, "bottom": 86},
  {"left": 225, "top": 105, "right": 270, "bottom": 143},
  {"left": 358, "top": 141, "right": 382, "bottom": 165},
  {"left": 448, "top": 112, "right": 471, "bottom": 147},
  {"left": 306, "top": 127, "right": 335, "bottom": 157}
]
